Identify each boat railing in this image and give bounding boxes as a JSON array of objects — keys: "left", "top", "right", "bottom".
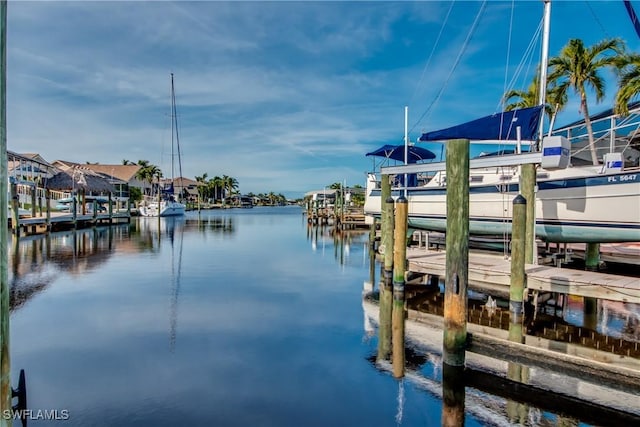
[{"left": 551, "top": 104, "right": 640, "bottom": 167}]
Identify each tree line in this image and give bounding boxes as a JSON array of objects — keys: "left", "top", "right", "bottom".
[
  {"left": 121, "top": 160, "right": 240, "bottom": 204},
  {"left": 503, "top": 37, "right": 640, "bottom": 165}
]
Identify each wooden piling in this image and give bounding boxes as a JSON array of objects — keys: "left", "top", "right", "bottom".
[
  {"left": 30, "top": 185, "right": 36, "bottom": 218},
  {"left": 368, "top": 218, "right": 376, "bottom": 286},
  {"left": 378, "top": 175, "right": 395, "bottom": 362},
  {"left": 9, "top": 182, "right": 18, "bottom": 236},
  {"left": 381, "top": 175, "right": 394, "bottom": 287},
  {"left": 583, "top": 297, "right": 597, "bottom": 331},
  {"left": 45, "top": 189, "right": 51, "bottom": 230},
  {"left": 509, "top": 194, "right": 526, "bottom": 341},
  {"left": 377, "top": 280, "right": 392, "bottom": 361},
  {"left": 442, "top": 363, "right": 465, "bottom": 427},
  {"left": 585, "top": 243, "right": 600, "bottom": 271},
  {"left": 108, "top": 193, "right": 113, "bottom": 223},
  {"left": 393, "top": 197, "right": 407, "bottom": 289},
  {"left": 443, "top": 139, "right": 469, "bottom": 367},
  {"left": 0, "top": 0, "right": 12, "bottom": 420},
  {"left": 506, "top": 362, "right": 529, "bottom": 424},
  {"left": 392, "top": 196, "right": 407, "bottom": 378},
  {"left": 37, "top": 188, "right": 42, "bottom": 217},
  {"left": 520, "top": 164, "right": 536, "bottom": 264},
  {"left": 92, "top": 199, "right": 98, "bottom": 221},
  {"left": 72, "top": 193, "right": 77, "bottom": 227}
]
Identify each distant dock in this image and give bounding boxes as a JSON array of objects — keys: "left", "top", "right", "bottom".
[{"left": 9, "top": 210, "right": 131, "bottom": 236}]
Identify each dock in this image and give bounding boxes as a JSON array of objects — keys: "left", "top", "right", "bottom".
[
  {"left": 9, "top": 210, "right": 131, "bottom": 236},
  {"left": 405, "top": 248, "right": 640, "bottom": 304}
]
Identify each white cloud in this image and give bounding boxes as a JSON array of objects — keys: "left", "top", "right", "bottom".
[{"left": 5, "top": 1, "right": 634, "bottom": 196}]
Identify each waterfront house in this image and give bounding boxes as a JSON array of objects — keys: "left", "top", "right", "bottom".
[{"left": 51, "top": 161, "right": 144, "bottom": 210}]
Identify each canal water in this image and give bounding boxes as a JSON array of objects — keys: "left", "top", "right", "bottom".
[{"left": 7, "top": 207, "right": 639, "bottom": 426}]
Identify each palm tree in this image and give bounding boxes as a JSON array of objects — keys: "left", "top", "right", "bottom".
[
  {"left": 614, "top": 53, "right": 640, "bottom": 117},
  {"left": 148, "top": 165, "right": 163, "bottom": 196},
  {"left": 208, "top": 176, "right": 224, "bottom": 203},
  {"left": 222, "top": 175, "right": 238, "bottom": 199},
  {"left": 135, "top": 160, "right": 152, "bottom": 196},
  {"left": 548, "top": 38, "right": 625, "bottom": 165},
  {"left": 503, "top": 71, "right": 568, "bottom": 122},
  {"left": 122, "top": 159, "right": 135, "bottom": 165},
  {"left": 134, "top": 160, "right": 162, "bottom": 197},
  {"left": 195, "top": 173, "right": 208, "bottom": 202}
]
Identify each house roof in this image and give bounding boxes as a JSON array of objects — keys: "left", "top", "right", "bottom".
[
  {"left": 46, "top": 167, "right": 115, "bottom": 193},
  {"left": 161, "top": 176, "right": 199, "bottom": 187},
  {"left": 52, "top": 161, "right": 142, "bottom": 182},
  {"left": 7, "top": 151, "right": 55, "bottom": 169},
  {"left": 81, "top": 164, "right": 142, "bottom": 182}
]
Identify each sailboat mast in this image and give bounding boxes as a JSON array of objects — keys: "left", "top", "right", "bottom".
[
  {"left": 170, "top": 73, "right": 175, "bottom": 194},
  {"left": 537, "top": 0, "right": 551, "bottom": 141},
  {"left": 170, "top": 73, "right": 184, "bottom": 201}
]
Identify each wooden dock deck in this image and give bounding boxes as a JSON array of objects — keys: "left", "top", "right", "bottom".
[{"left": 406, "top": 248, "right": 640, "bottom": 303}]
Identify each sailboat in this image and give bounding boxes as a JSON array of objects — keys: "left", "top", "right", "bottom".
[
  {"left": 139, "top": 73, "right": 187, "bottom": 217},
  {"left": 363, "top": 1, "right": 640, "bottom": 244}
]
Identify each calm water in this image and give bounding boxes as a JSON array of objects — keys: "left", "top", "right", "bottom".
[{"left": 7, "top": 207, "right": 639, "bottom": 426}]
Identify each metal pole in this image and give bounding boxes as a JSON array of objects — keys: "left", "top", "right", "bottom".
[
  {"left": 404, "top": 106, "right": 408, "bottom": 198},
  {"left": 0, "top": 0, "right": 12, "bottom": 422},
  {"left": 537, "top": 0, "right": 551, "bottom": 137}
]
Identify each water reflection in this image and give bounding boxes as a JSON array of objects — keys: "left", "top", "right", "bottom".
[
  {"left": 363, "top": 289, "right": 640, "bottom": 426},
  {"left": 8, "top": 215, "right": 237, "bottom": 314},
  {"left": 363, "top": 246, "right": 640, "bottom": 426},
  {"left": 9, "top": 226, "right": 127, "bottom": 312},
  {"left": 306, "top": 223, "right": 369, "bottom": 267}
]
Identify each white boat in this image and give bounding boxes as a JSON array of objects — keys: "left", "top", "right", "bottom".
[
  {"left": 139, "top": 197, "right": 185, "bottom": 217},
  {"left": 363, "top": 2, "right": 640, "bottom": 244},
  {"left": 140, "top": 73, "right": 186, "bottom": 218},
  {"left": 364, "top": 134, "right": 640, "bottom": 244}
]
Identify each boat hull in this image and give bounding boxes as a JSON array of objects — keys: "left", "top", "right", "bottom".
[
  {"left": 139, "top": 200, "right": 186, "bottom": 217},
  {"left": 364, "top": 169, "right": 640, "bottom": 243}
]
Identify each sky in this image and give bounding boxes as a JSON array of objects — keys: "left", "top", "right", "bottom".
[{"left": 6, "top": 1, "right": 640, "bottom": 198}]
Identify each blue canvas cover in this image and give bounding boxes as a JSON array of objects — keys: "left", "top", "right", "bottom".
[
  {"left": 162, "top": 182, "right": 175, "bottom": 194},
  {"left": 366, "top": 144, "right": 436, "bottom": 163},
  {"left": 418, "top": 105, "right": 543, "bottom": 142}
]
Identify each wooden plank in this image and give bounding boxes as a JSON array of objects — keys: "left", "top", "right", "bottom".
[{"left": 406, "top": 248, "right": 640, "bottom": 303}]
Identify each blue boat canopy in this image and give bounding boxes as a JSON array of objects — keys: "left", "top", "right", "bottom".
[
  {"left": 418, "top": 105, "right": 543, "bottom": 142},
  {"left": 366, "top": 144, "right": 436, "bottom": 163}
]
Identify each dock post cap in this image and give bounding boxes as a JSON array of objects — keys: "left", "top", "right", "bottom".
[
  {"left": 513, "top": 194, "right": 527, "bottom": 205},
  {"left": 396, "top": 196, "right": 408, "bottom": 204}
]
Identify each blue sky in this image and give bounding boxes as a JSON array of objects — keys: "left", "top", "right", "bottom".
[{"left": 6, "top": 1, "right": 640, "bottom": 197}]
